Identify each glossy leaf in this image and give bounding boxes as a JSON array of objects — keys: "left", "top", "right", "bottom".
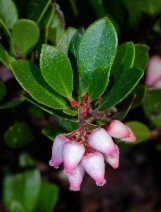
[
  {"left": 10, "top": 60, "right": 67, "bottom": 109},
  {"left": 4, "top": 122, "right": 33, "bottom": 148},
  {"left": 131, "top": 85, "right": 147, "bottom": 109},
  {"left": 0, "top": 80, "right": 6, "bottom": 101},
  {"left": 63, "top": 109, "right": 77, "bottom": 116},
  {"left": 12, "top": 19, "right": 40, "bottom": 58},
  {"left": 0, "top": 96, "right": 25, "bottom": 109},
  {"left": 143, "top": 89, "right": 161, "bottom": 128},
  {"left": 35, "top": 183, "right": 59, "bottom": 212},
  {"left": 98, "top": 67, "right": 143, "bottom": 111},
  {"left": 21, "top": 94, "right": 77, "bottom": 122},
  {"left": 88, "top": 66, "right": 110, "bottom": 101},
  {"left": 32, "top": 0, "right": 51, "bottom": 24},
  {"left": 133, "top": 44, "right": 149, "bottom": 71},
  {"left": 112, "top": 94, "right": 135, "bottom": 121},
  {"left": 0, "top": 19, "right": 14, "bottom": 54},
  {"left": 125, "top": 121, "right": 151, "bottom": 144},
  {"left": 57, "top": 27, "right": 82, "bottom": 58},
  {"left": 0, "top": 44, "right": 15, "bottom": 68},
  {"left": 110, "top": 42, "right": 135, "bottom": 80},
  {"left": 0, "top": 0, "right": 18, "bottom": 29},
  {"left": 57, "top": 27, "right": 82, "bottom": 93},
  {"left": 40, "top": 45, "right": 73, "bottom": 99},
  {"left": 3, "top": 168, "right": 41, "bottom": 212},
  {"left": 78, "top": 18, "right": 117, "bottom": 91}
]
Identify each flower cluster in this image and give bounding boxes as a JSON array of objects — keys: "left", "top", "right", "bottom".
[
  {"left": 145, "top": 55, "right": 161, "bottom": 89},
  {"left": 49, "top": 119, "right": 136, "bottom": 191}
]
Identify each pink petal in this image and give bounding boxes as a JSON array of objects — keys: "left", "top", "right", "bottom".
[
  {"left": 88, "top": 128, "right": 116, "bottom": 157},
  {"left": 145, "top": 55, "right": 161, "bottom": 86},
  {"left": 49, "top": 135, "right": 68, "bottom": 168},
  {"left": 63, "top": 141, "right": 85, "bottom": 174},
  {"left": 65, "top": 164, "right": 85, "bottom": 191},
  {"left": 104, "top": 144, "right": 119, "bottom": 169},
  {"left": 120, "top": 126, "right": 136, "bottom": 142},
  {"left": 107, "top": 120, "right": 130, "bottom": 139},
  {"left": 81, "top": 152, "right": 106, "bottom": 186},
  {"left": 154, "top": 78, "right": 161, "bottom": 88}
]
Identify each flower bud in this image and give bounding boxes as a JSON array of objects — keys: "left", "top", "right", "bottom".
[
  {"left": 65, "top": 164, "right": 85, "bottom": 191},
  {"left": 120, "top": 126, "right": 136, "bottom": 142},
  {"left": 81, "top": 152, "right": 106, "bottom": 186},
  {"left": 104, "top": 144, "right": 119, "bottom": 169},
  {"left": 49, "top": 135, "right": 68, "bottom": 169},
  {"left": 63, "top": 141, "right": 85, "bottom": 174},
  {"left": 88, "top": 128, "right": 116, "bottom": 157},
  {"left": 107, "top": 120, "right": 130, "bottom": 139},
  {"left": 145, "top": 55, "right": 161, "bottom": 86}
]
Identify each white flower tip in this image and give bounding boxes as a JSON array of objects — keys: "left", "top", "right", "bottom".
[
  {"left": 107, "top": 120, "right": 130, "bottom": 139},
  {"left": 49, "top": 158, "right": 59, "bottom": 169},
  {"left": 96, "top": 179, "right": 106, "bottom": 186}
]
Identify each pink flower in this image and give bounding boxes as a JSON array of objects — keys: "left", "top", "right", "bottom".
[
  {"left": 120, "top": 126, "right": 136, "bottom": 142},
  {"left": 63, "top": 141, "right": 85, "bottom": 174},
  {"left": 49, "top": 135, "right": 68, "bottom": 168},
  {"left": 81, "top": 152, "right": 106, "bottom": 186},
  {"left": 88, "top": 128, "right": 116, "bottom": 157},
  {"left": 65, "top": 164, "right": 85, "bottom": 191},
  {"left": 104, "top": 144, "right": 119, "bottom": 169},
  {"left": 145, "top": 55, "right": 161, "bottom": 87},
  {"left": 107, "top": 120, "right": 130, "bottom": 139}
]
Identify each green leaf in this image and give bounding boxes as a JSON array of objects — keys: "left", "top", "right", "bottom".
[
  {"left": 112, "top": 94, "right": 135, "bottom": 121},
  {"left": 40, "top": 45, "right": 73, "bottom": 99},
  {"left": 32, "top": 0, "right": 51, "bottom": 24},
  {"left": 0, "top": 80, "right": 6, "bottom": 101},
  {"left": 78, "top": 18, "right": 117, "bottom": 92},
  {"left": 4, "top": 122, "right": 33, "bottom": 148},
  {"left": 0, "top": 0, "right": 18, "bottom": 29},
  {"left": 35, "top": 183, "right": 59, "bottom": 212},
  {"left": 133, "top": 44, "right": 149, "bottom": 71},
  {"left": 0, "top": 44, "right": 15, "bottom": 68},
  {"left": 38, "top": 4, "right": 54, "bottom": 29},
  {"left": 88, "top": 0, "right": 106, "bottom": 18},
  {"left": 57, "top": 27, "right": 82, "bottom": 94},
  {"left": 125, "top": 121, "right": 151, "bottom": 144},
  {"left": 131, "top": 85, "right": 147, "bottom": 109},
  {"left": 42, "top": 126, "right": 65, "bottom": 141},
  {"left": 21, "top": 94, "right": 77, "bottom": 122},
  {"left": 98, "top": 67, "right": 143, "bottom": 111},
  {"left": 143, "top": 89, "right": 161, "bottom": 128},
  {"left": 63, "top": 109, "right": 77, "bottom": 116},
  {"left": 88, "top": 66, "right": 111, "bottom": 101},
  {"left": 12, "top": 19, "right": 40, "bottom": 58},
  {"left": 10, "top": 60, "right": 67, "bottom": 109},
  {"left": 57, "top": 27, "right": 82, "bottom": 58},
  {"left": 19, "top": 153, "right": 35, "bottom": 167},
  {"left": 60, "top": 119, "right": 78, "bottom": 132},
  {"left": 110, "top": 42, "right": 135, "bottom": 80},
  {"left": 0, "top": 96, "right": 25, "bottom": 109},
  {"left": 0, "top": 19, "right": 14, "bottom": 54},
  {"left": 3, "top": 168, "right": 41, "bottom": 212}
]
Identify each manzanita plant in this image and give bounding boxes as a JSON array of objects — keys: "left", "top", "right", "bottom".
[{"left": 10, "top": 17, "right": 149, "bottom": 191}]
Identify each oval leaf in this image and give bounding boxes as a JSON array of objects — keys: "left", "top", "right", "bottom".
[
  {"left": 4, "top": 122, "right": 33, "bottom": 148},
  {"left": 0, "top": 96, "right": 25, "bottom": 109},
  {"left": 12, "top": 19, "right": 40, "bottom": 58},
  {"left": 78, "top": 18, "right": 117, "bottom": 92},
  {"left": 40, "top": 44, "right": 73, "bottom": 99},
  {"left": 88, "top": 66, "right": 111, "bottom": 101},
  {"left": 131, "top": 85, "right": 147, "bottom": 109},
  {"left": 0, "top": 80, "right": 6, "bottom": 101},
  {"left": 133, "top": 44, "right": 149, "bottom": 71},
  {"left": 3, "top": 168, "right": 41, "bottom": 212},
  {"left": 98, "top": 67, "right": 143, "bottom": 111},
  {"left": 34, "top": 183, "right": 59, "bottom": 212},
  {"left": 143, "top": 89, "right": 161, "bottom": 128},
  {"left": 0, "top": 0, "right": 18, "bottom": 29},
  {"left": 10, "top": 60, "right": 67, "bottom": 109},
  {"left": 110, "top": 42, "right": 135, "bottom": 80},
  {"left": 125, "top": 121, "right": 151, "bottom": 144},
  {"left": 0, "top": 44, "right": 15, "bottom": 68}
]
